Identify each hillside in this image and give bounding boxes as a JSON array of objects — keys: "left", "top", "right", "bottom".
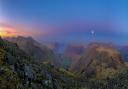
[
  {"left": 5, "top": 36, "right": 57, "bottom": 64},
  {"left": 70, "top": 43, "right": 125, "bottom": 79},
  {"left": 1, "top": 37, "right": 128, "bottom": 89},
  {"left": 0, "top": 37, "right": 85, "bottom": 89}
]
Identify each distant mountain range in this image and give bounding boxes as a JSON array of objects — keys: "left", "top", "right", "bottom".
[
  {"left": 5, "top": 36, "right": 128, "bottom": 64},
  {"left": 2, "top": 36, "right": 128, "bottom": 89}
]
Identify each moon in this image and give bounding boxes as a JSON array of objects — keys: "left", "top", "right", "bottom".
[{"left": 91, "top": 30, "right": 95, "bottom": 36}]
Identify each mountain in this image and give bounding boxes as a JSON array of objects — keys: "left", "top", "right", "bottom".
[
  {"left": 45, "top": 42, "right": 66, "bottom": 54},
  {"left": 5, "top": 36, "right": 56, "bottom": 63},
  {"left": 65, "top": 44, "right": 86, "bottom": 61},
  {"left": 0, "top": 37, "right": 86, "bottom": 89},
  {"left": 70, "top": 42, "right": 125, "bottom": 79},
  {"left": 5, "top": 36, "right": 73, "bottom": 68},
  {"left": 0, "top": 37, "right": 34, "bottom": 88},
  {"left": 64, "top": 44, "right": 86, "bottom": 70},
  {"left": 43, "top": 42, "right": 71, "bottom": 69},
  {"left": 0, "top": 37, "right": 128, "bottom": 89}
]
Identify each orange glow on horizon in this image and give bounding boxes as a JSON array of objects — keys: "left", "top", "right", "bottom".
[{"left": 0, "top": 23, "right": 44, "bottom": 38}]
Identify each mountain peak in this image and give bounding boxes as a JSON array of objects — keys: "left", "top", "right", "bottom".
[
  {"left": 5, "top": 36, "right": 55, "bottom": 63},
  {"left": 70, "top": 42, "right": 125, "bottom": 78}
]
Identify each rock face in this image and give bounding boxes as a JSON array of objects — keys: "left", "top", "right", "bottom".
[
  {"left": 70, "top": 43, "right": 124, "bottom": 78},
  {"left": 5, "top": 36, "right": 55, "bottom": 63}
]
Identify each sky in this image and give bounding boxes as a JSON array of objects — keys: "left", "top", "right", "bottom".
[{"left": 0, "top": 0, "right": 128, "bottom": 44}]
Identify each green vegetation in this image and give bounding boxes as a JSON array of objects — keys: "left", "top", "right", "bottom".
[
  {"left": 0, "top": 66, "right": 23, "bottom": 89},
  {"left": 87, "top": 68, "right": 128, "bottom": 89},
  {"left": 0, "top": 38, "right": 128, "bottom": 89}
]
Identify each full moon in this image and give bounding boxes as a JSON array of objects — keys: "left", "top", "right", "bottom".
[{"left": 91, "top": 30, "right": 95, "bottom": 36}]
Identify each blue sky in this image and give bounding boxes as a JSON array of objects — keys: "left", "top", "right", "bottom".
[{"left": 0, "top": 0, "right": 128, "bottom": 44}]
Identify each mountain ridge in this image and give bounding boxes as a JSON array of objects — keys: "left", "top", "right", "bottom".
[{"left": 70, "top": 42, "right": 125, "bottom": 79}]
